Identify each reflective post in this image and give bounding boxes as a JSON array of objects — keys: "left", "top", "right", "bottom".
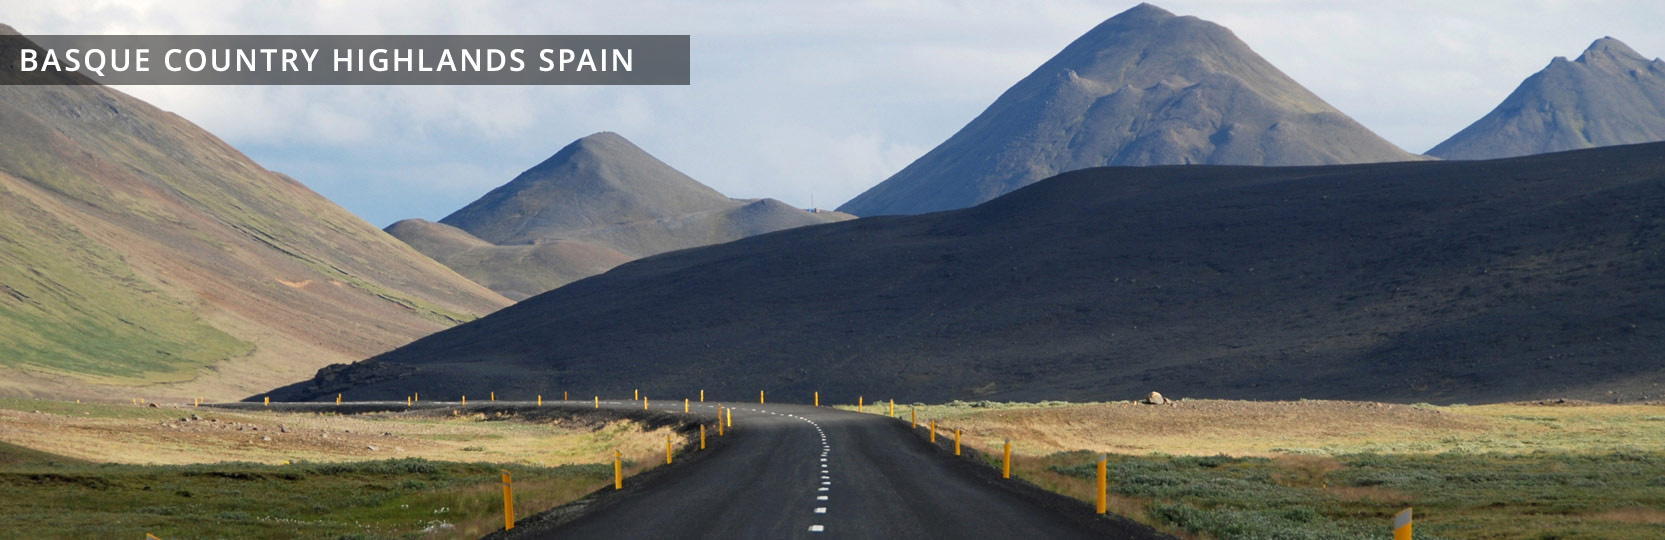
[
  {"left": 501, "top": 469, "right": 515, "bottom": 530},
  {"left": 700, "top": 424, "right": 707, "bottom": 449},
  {"left": 614, "top": 450, "right": 623, "bottom": 490},
  {"left": 954, "top": 429, "right": 961, "bottom": 456},
  {"left": 1003, "top": 438, "right": 1012, "bottom": 479},
  {"left": 1096, "top": 454, "right": 1108, "bottom": 514}
]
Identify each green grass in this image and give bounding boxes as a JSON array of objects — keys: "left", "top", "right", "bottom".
[
  {"left": 0, "top": 441, "right": 618, "bottom": 540},
  {"left": 0, "top": 186, "right": 252, "bottom": 383},
  {"left": 1037, "top": 451, "right": 1665, "bottom": 540}
]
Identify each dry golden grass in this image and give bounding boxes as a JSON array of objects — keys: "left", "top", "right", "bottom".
[
  {"left": 875, "top": 399, "right": 1665, "bottom": 457},
  {"left": 0, "top": 398, "right": 672, "bottom": 466}
]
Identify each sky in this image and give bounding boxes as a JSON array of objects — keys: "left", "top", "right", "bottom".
[{"left": 4, "top": 0, "right": 1663, "bottom": 227}]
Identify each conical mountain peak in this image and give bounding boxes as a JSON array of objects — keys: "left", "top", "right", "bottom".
[
  {"left": 837, "top": 3, "right": 1416, "bottom": 216},
  {"left": 440, "top": 132, "right": 734, "bottom": 245},
  {"left": 1430, "top": 37, "right": 1665, "bottom": 160}
]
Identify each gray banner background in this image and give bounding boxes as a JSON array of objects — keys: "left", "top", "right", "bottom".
[{"left": 1, "top": 35, "right": 689, "bottom": 85}]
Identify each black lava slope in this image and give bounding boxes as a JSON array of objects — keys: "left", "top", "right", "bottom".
[{"left": 272, "top": 142, "right": 1665, "bottom": 405}]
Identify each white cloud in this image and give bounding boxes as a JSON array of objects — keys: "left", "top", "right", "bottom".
[{"left": 3, "top": 0, "right": 1663, "bottom": 225}]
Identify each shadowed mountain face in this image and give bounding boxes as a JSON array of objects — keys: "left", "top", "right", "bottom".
[
  {"left": 1429, "top": 38, "right": 1665, "bottom": 160},
  {"left": 0, "top": 26, "right": 510, "bottom": 399},
  {"left": 837, "top": 3, "right": 1419, "bottom": 217},
  {"left": 272, "top": 142, "right": 1665, "bottom": 406},
  {"left": 389, "top": 132, "right": 851, "bottom": 299}
]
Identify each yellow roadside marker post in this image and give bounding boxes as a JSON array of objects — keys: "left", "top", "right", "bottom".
[
  {"left": 595, "top": 396, "right": 600, "bottom": 409},
  {"left": 263, "top": 396, "right": 269, "bottom": 407},
  {"left": 814, "top": 391, "right": 819, "bottom": 407},
  {"left": 634, "top": 389, "right": 639, "bottom": 401},
  {"left": 760, "top": 390, "right": 765, "bottom": 404},
  {"left": 666, "top": 434, "right": 673, "bottom": 464},
  {"left": 644, "top": 396, "right": 649, "bottom": 410},
  {"left": 462, "top": 395, "right": 467, "bottom": 405},
  {"left": 501, "top": 470, "right": 515, "bottom": 530},
  {"left": 1096, "top": 454, "right": 1108, "bottom": 514},
  {"left": 727, "top": 407, "right": 733, "bottom": 428},
  {"left": 414, "top": 392, "right": 419, "bottom": 403},
  {"left": 685, "top": 398, "right": 690, "bottom": 413},
  {"left": 889, "top": 399, "right": 895, "bottom": 417},
  {"left": 718, "top": 413, "right": 725, "bottom": 436},
  {"left": 929, "top": 420, "right": 936, "bottom": 442},
  {"left": 858, "top": 396, "right": 863, "bottom": 413},
  {"left": 407, "top": 396, "right": 412, "bottom": 407},
  {"left": 700, "top": 424, "right": 706, "bottom": 449},
  {"left": 954, "top": 429, "right": 962, "bottom": 456},
  {"left": 564, "top": 391, "right": 568, "bottom": 401},
  {"left": 699, "top": 389, "right": 704, "bottom": 402},
  {"left": 491, "top": 392, "right": 496, "bottom": 402},
  {"left": 614, "top": 450, "right": 623, "bottom": 490},
  {"left": 336, "top": 394, "right": 342, "bottom": 405},
  {"left": 912, "top": 407, "right": 917, "bottom": 428},
  {"left": 1003, "top": 438, "right": 1012, "bottom": 479},
  {"left": 1394, "top": 508, "right": 1413, "bottom": 540},
  {"left": 538, "top": 395, "right": 543, "bottom": 407}
]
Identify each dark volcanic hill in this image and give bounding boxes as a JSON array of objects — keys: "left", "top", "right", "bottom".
[
  {"left": 272, "top": 142, "right": 1665, "bottom": 406},
  {"left": 389, "top": 132, "right": 852, "bottom": 299},
  {"left": 1429, "top": 38, "right": 1665, "bottom": 160},
  {"left": 837, "top": 3, "right": 1419, "bottom": 216},
  {"left": 0, "top": 26, "right": 509, "bottom": 400}
]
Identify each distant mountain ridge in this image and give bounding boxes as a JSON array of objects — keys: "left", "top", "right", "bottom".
[
  {"left": 0, "top": 24, "right": 510, "bottom": 400},
  {"left": 389, "top": 132, "right": 851, "bottom": 299},
  {"left": 838, "top": 3, "right": 1419, "bottom": 216},
  {"left": 1429, "top": 37, "right": 1665, "bottom": 160}
]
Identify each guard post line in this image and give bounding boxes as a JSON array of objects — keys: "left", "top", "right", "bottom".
[
  {"left": 644, "top": 396, "right": 649, "bottom": 410},
  {"left": 564, "top": 391, "right": 569, "bottom": 400},
  {"left": 929, "top": 419, "right": 936, "bottom": 442},
  {"left": 614, "top": 450, "right": 623, "bottom": 490},
  {"left": 335, "top": 394, "right": 341, "bottom": 405},
  {"left": 700, "top": 424, "right": 707, "bottom": 449},
  {"left": 760, "top": 390, "right": 765, "bottom": 404},
  {"left": 912, "top": 407, "right": 917, "bottom": 428},
  {"left": 889, "top": 399, "right": 895, "bottom": 417},
  {"left": 726, "top": 407, "right": 733, "bottom": 428},
  {"left": 954, "top": 429, "right": 962, "bottom": 456},
  {"left": 263, "top": 396, "right": 269, "bottom": 407},
  {"left": 1096, "top": 454, "right": 1108, "bottom": 514},
  {"left": 858, "top": 396, "right": 864, "bottom": 413},
  {"left": 1003, "top": 438, "right": 1012, "bottom": 479},
  {"left": 1395, "top": 507, "right": 1413, "bottom": 540},
  {"left": 700, "top": 389, "right": 704, "bottom": 402},
  {"left": 666, "top": 434, "right": 673, "bottom": 464},
  {"left": 501, "top": 469, "right": 515, "bottom": 530},
  {"left": 685, "top": 398, "right": 690, "bottom": 413},
  {"left": 814, "top": 391, "right": 819, "bottom": 407},
  {"left": 491, "top": 391, "right": 496, "bottom": 402},
  {"left": 537, "top": 395, "right": 542, "bottom": 406},
  {"left": 595, "top": 396, "right": 600, "bottom": 409}
]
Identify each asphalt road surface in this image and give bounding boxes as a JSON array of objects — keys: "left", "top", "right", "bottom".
[{"left": 496, "top": 400, "right": 1167, "bottom": 540}]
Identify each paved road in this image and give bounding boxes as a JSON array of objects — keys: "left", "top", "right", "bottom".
[{"left": 500, "top": 400, "right": 1165, "bottom": 540}]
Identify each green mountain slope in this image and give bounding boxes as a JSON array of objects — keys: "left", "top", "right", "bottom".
[{"left": 0, "top": 26, "right": 510, "bottom": 398}]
